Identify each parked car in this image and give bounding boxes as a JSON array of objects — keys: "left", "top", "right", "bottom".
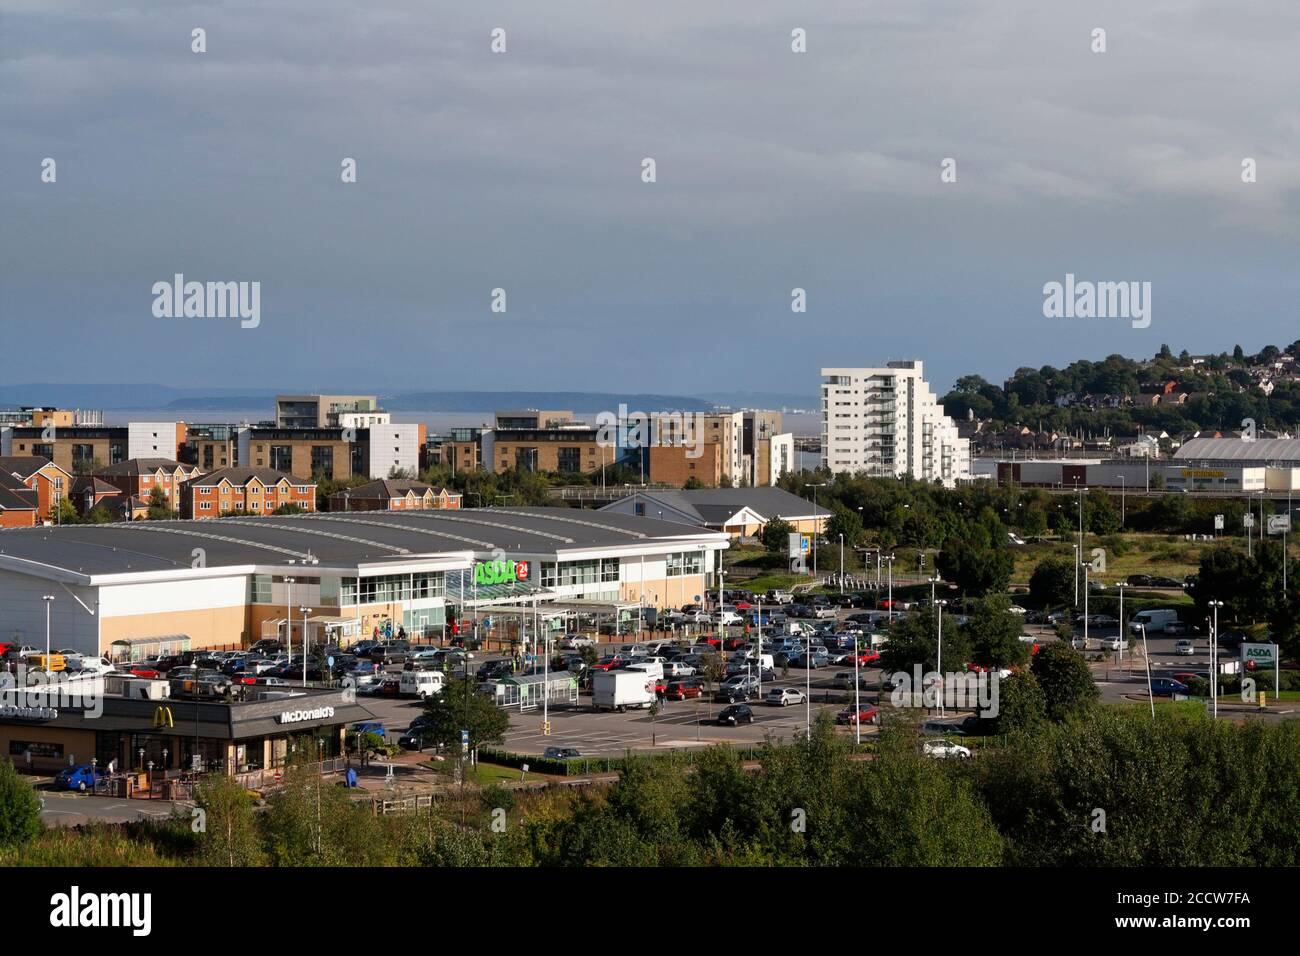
[
  {"left": 922, "top": 738, "right": 971, "bottom": 759},
  {"left": 716, "top": 704, "right": 755, "bottom": 726},
  {"left": 559, "top": 635, "right": 595, "bottom": 650},
  {"left": 1150, "top": 677, "right": 1189, "bottom": 697},
  {"left": 543, "top": 747, "right": 583, "bottom": 760},
  {"left": 54, "top": 764, "right": 106, "bottom": 791},
  {"left": 836, "top": 705, "right": 878, "bottom": 726},
  {"left": 664, "top": 678, "right": 704, "bottom": 701},
  {"left": 765, "top": 687, "right": 806, "bottom": 707}
]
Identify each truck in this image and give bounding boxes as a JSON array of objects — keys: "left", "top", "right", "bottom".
[{"left": 592, "top": 669, "right": 655, "bottom": 713}]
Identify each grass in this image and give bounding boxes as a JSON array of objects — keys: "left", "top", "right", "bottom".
[
  {"left": 422, "top": 760, "right": 548, "bottom": 785},
  {"left": 1009, "top": 533, "right": 1210, "bottom": 588}
]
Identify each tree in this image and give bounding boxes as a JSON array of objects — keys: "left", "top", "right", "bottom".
[
  {"left": 760, "top": 517, "right": 794, "bottom": 553},
  {"left": 272, "top": 503, "right": 306, "bottom": 515},
  {"left": 964, "top": 595, "right": 1032, "bottom": 669},
  {"left": 1029, "top": 556, "right": 1075, "bottom": 609},
  {"left": 1030, "top": 642, "right": 1099, "bottom": 722},
  {"left": 145, "top": 487, "right": 177, "bottom": 520},
  {"left": 878, "top": 607, "right": 971, "bottom": 674},
  {"left": 935, "top": 540, "right": 1013, "bottom": 597},
  {"left": 52, "top": 497, "right": 81, "bottom": 525},
  {"left": 989, "top": 671, "right": 1047, "bottom": 736},
  {"left": 195, "top": 773, "right": 264, "bottom": 866},
  {"left": 1085, "top": 490, "right": 1121, "bottom": 535},
  {"left": 826, "top": 505, "right": 863, "bottom": 549},
  {"left": 0, "top": 758, "right": 42, "bottom": 847},
  {"left": 420, "top": 677, "right": 510, "bottom": 757}
]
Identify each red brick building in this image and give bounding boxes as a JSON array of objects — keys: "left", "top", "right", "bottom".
[
  {"left": 0, "top": 472, "right": 39, "bottom": 528},
  {"left": 0, "top": 456, "right": 74, "bottom": 522},
  {"left": 94, "top": 459, "right": 203, "bottom": 510},
  {"left": 180, "top": 467, "right": 317, "bottom": 519}
]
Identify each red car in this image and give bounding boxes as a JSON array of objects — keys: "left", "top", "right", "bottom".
[
  {"left": 723, "top": 637, "right": 748, "bottom": 651},
  {"left": 697, "top": 636, "right": 721, "bottom": 648},
  {"left": 733, "top": 601, "right": 753, "bottom": 611},
  {"left": 665, "top": 679, "right": 704, "bottom": 700},
  {"left": 127, "top": 666, "right": 163, "bottom": 679},
  {"left": 836, "top": 705, "right": 879, "bottom": 726},
  {"left": 590, "top": 657, "right": 627, "bottom": 672},
  {"left": 231, "top": 674, "right": 258, "bottom": 686},
  {"left": 852, "top": 651, "right": 881, "bottom": 666}
]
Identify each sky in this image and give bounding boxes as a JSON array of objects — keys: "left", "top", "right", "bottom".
[{"left": 3, "top": 0, "right": 1300, "bottom": 399}]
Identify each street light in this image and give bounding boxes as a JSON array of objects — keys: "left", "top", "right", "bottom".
[
  {"left": 300, "top": 606, "right": 313, "bottom": 685},
  {"left": 1138, "top": 624, "right": 1155, "bottom": 718},
  {"left": 1080, "top": 560, "right": 1090, "bottom": 649},
  {"left": 885, "top": 554, "right": 896, "bottom": 622},
  {"left": 1207, "top": 599, "right": 1224, "bottom": 719},
  {"left": 838, "top": 534, "right": 844, "bottom": 594},
  {"left": 1116, "top": 582, "right": 1128, "bottom": 668},
  {"left": 935, "top": 599, "right": 948, "bottom": 717},
  {"left": 1071, "top": 544, "right": 1079, "bottom": 606},
  {"left": 807, "top": 483, "right": 826, "bottom": 579},
  {"left": 41, "top": 594, "right": 55, "bottom": 667}
]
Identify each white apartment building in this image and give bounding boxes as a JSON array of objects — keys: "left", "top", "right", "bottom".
[{"left": 821, "top": 360, "right": 970, "bottom": 487}]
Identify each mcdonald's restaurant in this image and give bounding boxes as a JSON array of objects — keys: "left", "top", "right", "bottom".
[{"left": 1, "top": 681, "right": 372, "bottom": 781}]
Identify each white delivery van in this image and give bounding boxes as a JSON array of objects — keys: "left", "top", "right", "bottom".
[
  {"left": 623, "top": 660, "right": 664, "bottom": 683},
  {"left": 1128, "top": 609, "right": 1179, "bottom": 635},
  {"left": 592, "top": 670, "right": 655, "bottom": 712},
  {"left": 741, "top": 652, "right": 775, "bottom": 671},
  {"left": 400, "top": 670, "right": 446, "bottom": 699}
]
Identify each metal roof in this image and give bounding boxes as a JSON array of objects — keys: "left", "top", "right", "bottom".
[
  {"left": 0, "top": 507, "right": 725, "bottom": 580},
  {"left": 1174, "top": 437, "right": 1300, "bottom": 464}
]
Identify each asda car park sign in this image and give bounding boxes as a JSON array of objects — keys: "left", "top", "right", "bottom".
[
  {"left": 474, "top": 559, "right": 530, "bottom": 586},
  {"left": 1241, "top": 643, "right": 1277, "bottom": 670}
]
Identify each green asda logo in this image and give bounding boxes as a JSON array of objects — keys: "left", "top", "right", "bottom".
[{"left": 475, "top": 559, "right": 529, "bottom": 586}]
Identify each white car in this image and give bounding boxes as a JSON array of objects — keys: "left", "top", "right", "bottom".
[
  {"left": 1104, "top": 637, "right": 1130, "bottom": 652},
  {"left": 923, "top": 738, "right": 971, "bottom": 759},
  {"left": 559, "top": 636, "right": 595, "bottom": 650},
  {"left": 1007, "top": 605, "right": 1028, "bottom": 616},
  {"left": 714, "top": 611, "right": 742, "bottom": 627},
  {"left": 765, "top": 687, "right": 806, "bottom": 707}
]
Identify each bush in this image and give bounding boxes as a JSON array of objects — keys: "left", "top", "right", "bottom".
[{"left": 0, "top": 759, "right": 42, "bottom": 847}]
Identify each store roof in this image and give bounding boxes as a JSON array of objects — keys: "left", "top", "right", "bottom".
[
  {"left": 1174, "top": 437, "right": 1300, "bottom": 464},
  {"left": 0, "top": 507, "right": 725, "bottom": 580}
]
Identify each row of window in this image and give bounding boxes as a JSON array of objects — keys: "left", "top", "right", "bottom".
[
  {"left": 539, "top": 558, "right": 620, "bottom": 588},
  {"left": 250, "top": 572, "right": 445, "bottom": 606},
  {"left": 666, "top": 551, "right": 705, "bottom": 577}
]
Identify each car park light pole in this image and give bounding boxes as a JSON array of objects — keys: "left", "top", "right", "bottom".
[
  {"left": 1081, "top": 562, "right": 1090, "bottom": 649},
  {"left": 853, "top": 631, "right": 861, "bottom": 745},
  {"left": 935, "top": 599, "right": 948, "bottom": 717},
  {"left": 300, "top": 606, "right": 312, "bottom": 685},
  {"left": 885, "top": 554, "right": 896, "bottom": 623},
  {"left": 1207, "top": 599, "right": 1224, "bottom": 718},
  {"left": 1116, "top": 583, "right": 1127, "bottom": 669},
  {"left": 1071, "top": 545, "right": 1079, "bottom": 606},
  {"left": 838, "top": 534, "right": 844, "bottom": 594},
  {"left": 42, "top": 594, "right": 55, "bottom": 669},
  {"left": 285, "top": 575, "right": 295, "bottom": 667},
  {"left": 1139, "top": 624, "right": 1154, "bottom": 718}
]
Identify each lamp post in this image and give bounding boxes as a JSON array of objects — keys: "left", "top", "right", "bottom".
[
  {"left": 1139, "top": 624, "right": 1155, "bottom": 718},
  {"left": 1081, "top": 561, "right": 1090, "bottom": 649},
  {"left": 1119, "top": 476, "right": 1126, "bottom": 527},
  {"left": 300, "top": 606, "right": 312, "bottom": 685},
  {"left": 1116, "top": 583, "right": 1128, "bottom": 668},
  {"left": 838, "top": 534, "right": 844, "bottom": 594},
  {"left": 807, "top": 483, "right": 826, "bottom": 579},
  {"left": 285, "top": 576, "right": 296, "bottom": 663},
  {"left": 1071, "top": 544, "right": 1079, "bottom": 606},
  {"left": 42, "top": 594, "right": 55, "bottom": 667},
  {"left": 1207, "top": 599, "right": 1224, "bottom": 719},
  {"left": 935, "top": 599, "right": 948, "bottom": 717}
]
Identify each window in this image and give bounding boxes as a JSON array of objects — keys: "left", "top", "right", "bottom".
[
  {"left": 667, "top": 551, "right": 704, "bottom": 577},
  {"left": 311, "top": 445, "right": 334, "bottom": 475},
  {"left": 557, "top": 447, "right": 581, "bottom": 473},
  {"left": 601, "top": 557, "right": 620, "bottom": 582},
  {"left": 250, "top": 575, "right": 273, "bottom": 603},
  {"left": 270, "top": 445, "right": 293, "bottom": 472},
  {"left": 541, "top": 562, "right": 557, "bottom": 588}
]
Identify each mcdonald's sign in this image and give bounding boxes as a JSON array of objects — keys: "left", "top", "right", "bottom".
[{"left": 152, "top": 705, "right": 174, "bottom": 729}]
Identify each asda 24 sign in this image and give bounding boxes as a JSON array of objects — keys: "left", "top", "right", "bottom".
[{"left": 475, "top": 559, "right": 530, "bottom": 586}]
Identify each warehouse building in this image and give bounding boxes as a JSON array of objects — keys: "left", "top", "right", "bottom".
[{"left": 0, "top": 508, "right": 728, "bottom": 659}]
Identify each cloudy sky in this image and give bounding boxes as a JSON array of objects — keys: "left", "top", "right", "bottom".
[{"left": 4, "top": 0, "right": 1299, "bottom": 398}]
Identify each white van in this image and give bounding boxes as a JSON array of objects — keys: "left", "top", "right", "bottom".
[
  {"left": 741, "top": 652, "right": 775, "bottom": 671},
  {"left": 623, "top": 660, "right": 664, "bottom": 683},
  {"left": 400, "top": 670, "right": 445, "bottom": 699},
  {"left": 1128, "top": 609, "right": 1179, "bottom": 635}
]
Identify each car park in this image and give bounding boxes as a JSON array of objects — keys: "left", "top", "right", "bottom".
[{"left": 716, "top": 704, "right": 754, "bottom": 726}]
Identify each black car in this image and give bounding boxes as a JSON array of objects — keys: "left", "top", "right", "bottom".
[
  {"left": 398, "top": 725, "right": 438, "bottom": 751},
  {"left": 371, "top": 642, "right": 410, "bottom": 665},
  {"left": 1126, "top": 574, "right": 1154, "bottom": 587},
  {"left": 477, "top": 659, "right": 513, "bottom": 682},
  {"left": 249, "top": 639, "right": 283, "bottom": 655},
  {"left": 717, "top": 704, "right": 754, "bottom": 726}
]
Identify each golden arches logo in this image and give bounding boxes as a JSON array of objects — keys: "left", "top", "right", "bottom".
[{"left": 152, "top": 705, "right": 174, "bottom": 729}]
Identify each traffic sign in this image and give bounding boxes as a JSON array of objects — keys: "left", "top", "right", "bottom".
[
  {"left": 1268, "top": 514, "right": 1292, "bottom": 535},
  {"left": 460, "top": 729, "right": 470, "bottom": 749},
  {"left": 1244, "top": 513, "right": 1255, "bottom": 528},
  {"left": 1214, "top": 514, "right": 1224, "bottom": 530}
]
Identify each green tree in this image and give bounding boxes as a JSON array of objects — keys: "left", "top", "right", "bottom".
[
  {"left": 1030, "top": 642, "right": 1099, "bottom": 722},
  {"left": 420, "top": 677, "right": 511, "bottom": 757},
  {"left": 826, "top": 505, "right": 864, "bottom": 549},
  {"left": 879, "top": 607, "right": 971, "bottom": 674},
  {"left": 760, "top": 517, "right": 794, "bottom": 553},
  {"left": 1085, "top": 490, "right": 1121, "bottom": 535},
  {"left": 964, "top": 594, "right": 1032, "bottom": 669},
  {"left": 989, "top": 671, "right": 1047, "bottom": 736},
  {"left": 0, "top": 758, "right": 42, "bottom": 847},
  {"left": 145, "top": 487, "right": 177, "bottom": 520},
  {"left": 935, "top": 540, "right": 1013, "bottom": 597},
  {"left": 1029, "top": 556, "right": 1076, "bottom": 609},
  {"left": 53, "top": 497, "right": 81, "bottom": 525},
  {"left": 195, "top": 773, "right": 265, "bottom": 866}
]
